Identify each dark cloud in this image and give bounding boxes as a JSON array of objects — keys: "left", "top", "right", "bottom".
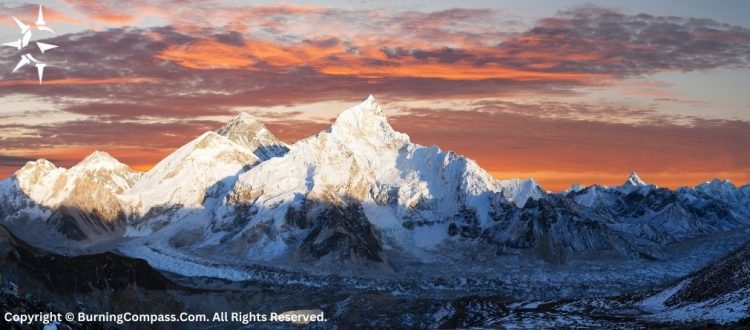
[
  {"left": 362, "top": 6, "right": 750, "bottom": 77},
  {"left": 1, "top": 6, "right": 747, "bottom": 120},
  {"left": 465, "top": 99, "right": 681, "bottom": 125},
  {"left": 488, "top": 6, "right": 750, "bottom": 76},
  {"left": 0, "top": 119, "right": 220, "bottom": 150},
  {"left": 0, "top": 155, "right": 54, "bottom": 167},
  {"left": 303, "top": 37, "right": 340, "bottom": 48},
  {"left": 410, "top": 48, "right": 474, "bottom": 64},
  {"left": 215, "top": 31, "right": 246, "bottom": 46}
]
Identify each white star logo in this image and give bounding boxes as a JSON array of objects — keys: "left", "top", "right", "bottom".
[{"left": 2, "top": 5, "right": 59, "bottom": 84}]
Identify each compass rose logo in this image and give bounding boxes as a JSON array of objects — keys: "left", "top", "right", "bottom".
[{"left": 2, "top": 5, "right": 59, "bottom": 84}]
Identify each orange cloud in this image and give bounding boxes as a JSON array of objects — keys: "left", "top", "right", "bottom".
[
  {"left": 318, "top": 63, "right": 608, "bottom": 81},
  {"left": 88, "top": 12, "right": 141, "bottom": 25},
  {"left": 156, "top": 37, "right": 346, "bottom": 70},
  {"left": 155, "top": 37, "right": 609, "bottom": 82},
  {"left": 156, "top": 41, "right": 257, "bottom": 70},
  {"left": 87, "top": 4, "right": 750, "bottom": 89},
  {"left": 59, "top": 0, "right": 166, "bottom": 26}
]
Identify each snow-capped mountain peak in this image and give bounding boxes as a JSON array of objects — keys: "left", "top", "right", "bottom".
[
  {"left": 228, "top": 111, "right": 262, "bottom": 125},
  {"left": 496, "top": 177, "right": 545, "bottom": 207},
  {"left": 625, "top": 171, "right": 647, "bottom": 186},
  {"left": 702, "top": 178, "right": 735, "bottom": 189},
  {"left": 4, "top": 151, "right": 142, "bottom": 231},
  {"left": 71, "top": 151, "right": 129, "bottom": 171},
  {"left": 565, "top": 184, "right": 585, "bottom": 194},
  {"left": 329, "top": 95, "right": 408, "bottom": 146},
  {"left": 67, "top": 151, "right": 142, "bottom": 195},
  {"left": 216, "top": 112, "right": 288, "bottom": 160},
  {"left": 12, "top": 159, "right": 66, "bottom": 202},
  {"left": 17, "top": 158, "right": 58, "bottom": 175},
  {"left": 695, "top": 178, "right": 742, "bottom": 204},
  {"left": 619, "top": 171, "right": 656, "bottom": 194}
]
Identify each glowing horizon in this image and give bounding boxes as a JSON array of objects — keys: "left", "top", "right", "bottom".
[{"left": 1, "top": 103, "right": 747, "bottom": 192}]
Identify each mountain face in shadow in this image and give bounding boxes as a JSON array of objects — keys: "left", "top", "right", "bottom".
[
  {"left": 0, "top": 224, "right": 175, "bottom": 293},
  {"left": 633, "top": 240, "right": 750, "bottom": 323}
]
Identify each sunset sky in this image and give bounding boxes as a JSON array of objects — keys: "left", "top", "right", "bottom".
[{"left": 1, "top": 0, "right": 749, "bottom": 191}]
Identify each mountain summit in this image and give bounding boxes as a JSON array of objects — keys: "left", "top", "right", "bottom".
[
  {"left": 76, "top": 150, "right": 116, "bottom": 164},
  {"left": 329, "top": 95, "right": 408, "bottom": 146},
  {"left": 216, "top": 112, "right": 289, "bottom": 160},
  {"left": 625, "top": 171, "right": 647, "bottom": 186},
  {"left": 619, "top": 171, "right": 656, "bottom": 194},
  {"left": 72, "top": 151, "right": 130, "bottom": 171}
]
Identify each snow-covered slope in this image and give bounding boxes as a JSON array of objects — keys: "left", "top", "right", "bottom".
[
  {"left": 638, "top": 241, "right": 750, "bottom": 324},
  {"left": 124, "top": 112, "right": 292, "bottom": 216},
  {"left": 124, "top": 131, "right": 259, "bottom": 215}
]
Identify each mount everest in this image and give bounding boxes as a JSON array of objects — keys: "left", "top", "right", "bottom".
[{"left": 1, "top": 96, "right": 749, "bottom": 301}]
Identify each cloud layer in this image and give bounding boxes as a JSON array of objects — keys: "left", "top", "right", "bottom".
[{"left": 0, "top": 3, "right": 748, "bottom": 189}]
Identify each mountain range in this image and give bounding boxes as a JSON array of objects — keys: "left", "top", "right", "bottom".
[{"left": 1, "top": 96, "right": 749, "bottom": 311}]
